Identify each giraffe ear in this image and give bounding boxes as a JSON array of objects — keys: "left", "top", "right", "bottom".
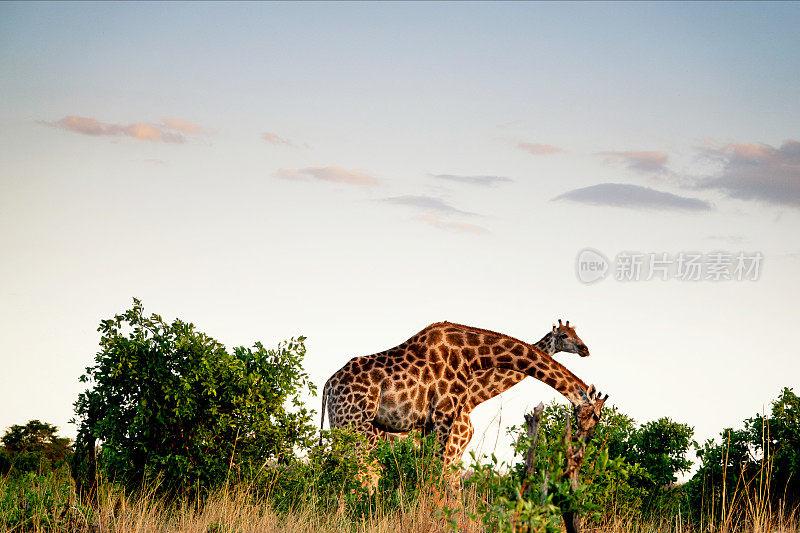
[{"left": 552, "top": 323, "right": 557, "bottom": 331}]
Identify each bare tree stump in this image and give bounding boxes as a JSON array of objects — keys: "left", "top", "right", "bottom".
[
  {"left": 523, "top": 402, "right": 545, "bottom": 478},
  {"left": 562, "top": 413, "right": 588, "bottom": 533},
  {"left": 522, "top": 402, "right": 545, "bottom": 501},
  {"left": 521, "top": 398, "right": 604, "bottom": 533}
]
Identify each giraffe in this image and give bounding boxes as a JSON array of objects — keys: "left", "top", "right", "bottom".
[
  {"left": 432, "top": 319, "right": 591, "bottom": 461},
  {"left": 386, "top": 320, "right": 590, "bottom": 453},
  {"left": 320, "top": 320, "right": 607, "bottom": 485}
]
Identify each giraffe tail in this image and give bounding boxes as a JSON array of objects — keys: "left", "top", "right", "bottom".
[{"left": 319, "top": 377, "right": 332, "bottom": 446}]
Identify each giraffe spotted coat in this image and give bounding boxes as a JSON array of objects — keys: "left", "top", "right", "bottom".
[{"left": 320, "top": 321, "right": 606, "bottom": 472}]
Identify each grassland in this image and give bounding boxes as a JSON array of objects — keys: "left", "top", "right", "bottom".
[{"left": 2, "top": 467, "right": 797, "bottom": 533}]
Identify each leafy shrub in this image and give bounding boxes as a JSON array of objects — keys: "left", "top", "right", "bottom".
[
  {"left": 0, "top": 420, "right": 72, "bottom": 476},
  {"left": 452, "top": 401, "right": 693, "bottom": 531},
  {"left": 0, "top": 468, "right": 74, "bottom": 531},
  {"left": 71, "top": 298, "right": 316, "bottom": 496},
  {"left": 685, "top": 387, "right": 800, "bottom": 523},
  {"left": 260, "top": 427, "right": 369, "bottom": 514},
  {"left": 263, "top": 428, "right": 446, "bottom": 519},
  {"left": 455, "top": 404, "right": 630, "bottom": 532},
  {"left": 374, "top": 431, "right": 445, "bottom": 509}
]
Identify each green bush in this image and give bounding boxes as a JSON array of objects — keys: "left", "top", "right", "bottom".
[
  {"left": 71, "top": 298, "right": 316, "bottom": 496},
  {"left": 374, "top": 431, "right": 445, "bottom": 509},
  {"left": 0, "top": 420, "right": 72, "bottom": 477},
  {"left": 260, "top": 427, "right": 369, "bottom": 514},
  {"left": 452, "top": 401, "right": 693, "bottom": 531},
  {"left": 455, "top": 404, "right": 631, "bottom": 532},
  {"left": 0, "top": 449, "right": 9, "bottom": 476},
  {"left": 685, "top": 387, "right": 800, "bottom": 523},
  {"left": 0, "top": 468, "right": 74, "bottom": 531}
]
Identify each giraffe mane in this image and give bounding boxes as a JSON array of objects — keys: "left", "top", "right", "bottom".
[{"left": 423, "top": 321, "right": 549, "bottom": 356}]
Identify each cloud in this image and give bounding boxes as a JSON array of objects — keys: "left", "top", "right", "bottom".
[
  {"left": 380, "top": 195, "right": 475, "bottom": 216},
  {"left": 144, "top": 158, "right": 166, "bottom": 165},
  {"left": 517, "top": 142, "right": 563, "bottom": 155},
  {"left": 552, "top": 183, "right": 711, "bottom": 211},
  {"left": 43, "top": 115, "right": 207, "bottom": 143},
  {"left": 695, "top": 140, "right": 800, "bottom": 207},
  {"left": 162, "top": 117, "right": 206, "bottom": 134},
  {"left": 274, "top": 166, "right": 379, "bottom": 187},
  {"left": 597, "top": 150, "right": 669, "bottom": 173},
  {"left": 413, "top": 214, "right": 489, "bottom": 235},
  {"left": 262, "top": 132, "right": 294, "bottom": 146},
  {"left": 126, "top": 123, "right": 174, "bottom": 142},
  {"left": 430, "top": 173, "right": 513, "bottom": 187}
]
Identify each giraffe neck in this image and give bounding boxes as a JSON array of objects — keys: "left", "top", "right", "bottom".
[
  {"left": 478, "top": 333, "right": 588, "bottom": 406},
  {"left": 533, "top": 331, "right": 557, "bottom": 356}
]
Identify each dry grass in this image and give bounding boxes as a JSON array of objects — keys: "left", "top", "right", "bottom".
[
  {"left": 1, "top": 475, "right": 483, "bottom": 533},
  {"left": 2, "top": 472, "right": 798, "bottom": 533}
]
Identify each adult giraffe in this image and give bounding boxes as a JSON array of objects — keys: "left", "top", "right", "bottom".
[
  {"left": 320, "top": 320, "right": 607, "bottom": 482},
  {"left": 428, "top": 319, "right": 591, "bottom": 459}
]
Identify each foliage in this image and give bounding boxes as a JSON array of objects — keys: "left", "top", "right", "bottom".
[
  {"left": 373, "top": 431, "right": 445, "bottom": 509},
  {"left": 454, "top": 404, "right": 631, "bottom": 532},
  {"left": 449, "top": 401, "right": 693, "bottom": 531},
  {"left": 0, "top": 467, "right": 79, "bottom": 531},
  {"left": 261, "top": 428, "right": 446, "bottom": 519},
  {"left": 261, "top": 427, "right": 369, "bottom": 513},
  {"left": 71, "top": 298, "right": 316, "bottom": 495},
  {"left": 630, "top": 417, "right": 693, "bottom": 488},
  {"left": 748, "top": 387, "right": 800, "bottom": 500},
  {"left": 0, "top": 420, "right": 72, "bottom": 476},
  {"left": 455, "top": 451, "right": 562, "bottom": 533},
  {"left": 685, "top": 387, "right": 800, "bottom": 523},
  {"left": 528, "top": 403, "right": 691, "bottom": 516}
]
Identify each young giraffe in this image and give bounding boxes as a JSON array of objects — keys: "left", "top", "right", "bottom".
[
  {"left": 413, "top": 319, "right": 590, "bottom": 459},
  {"left": 385, "top": 320, "right": 589, "bottom": 449},
  {"left": 320, "top": 321, "right": 607, "bottom": 483}
]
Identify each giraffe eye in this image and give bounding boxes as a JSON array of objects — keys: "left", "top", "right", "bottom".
[{"left": 559, "top": 334, "right": 568, "bottom": 339}]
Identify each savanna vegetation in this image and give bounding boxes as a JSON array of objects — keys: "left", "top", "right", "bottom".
[{"left": 1, "top": 300, "right": 798, "bottom": 532}]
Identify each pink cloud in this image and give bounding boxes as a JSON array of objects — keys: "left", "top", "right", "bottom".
[
  {"left": 517, "top": 142, "right": 564, "bottom": 155},
  {"left": 413, "top": 214, "right": 489, "bottom": 235},
  {"left": 696, "top": 140, "right": 800, "bottom": 207},
  {"left": 598, "top": 150, "right": 669, "bottom": 173},
  {"left": 52, "top": 116, "right": 111, "bottom": 136},
  {"left": 274, "top": 166, "right": 379, "bottom": 187},
  {"left": 44, "top": 115, "right": 208, "bottom": 143},
  {"left": 162, "top": 117, "right": 206, "bottom": 134},
  {"left": 126, "top": 123, "right": 167, "bottom": 142},
  {"left": 706, "top": 142, "right": 775, "bottom": 161}
]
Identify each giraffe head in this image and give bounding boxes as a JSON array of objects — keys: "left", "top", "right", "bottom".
[
  {"left": 575, "top": 384, "right": 608, "bottom": 437},
  {"left": 553, "top": 319, "right": 590, "bottom": 357}
]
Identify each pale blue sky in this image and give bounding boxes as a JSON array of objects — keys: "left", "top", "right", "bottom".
[{"left": 1, "top": 2, "right": 799, "bottom": 471}]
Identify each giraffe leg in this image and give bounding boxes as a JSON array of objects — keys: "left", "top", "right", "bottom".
[
  {"left": 449, "top": 410, "right": 474, "bottom": 464},
  {"left": 353, "top": 422, "right": 386, "bottom": 490},
  {"left": 441, "top": 410, "right": 474, "bottom": 489},
  {"left": 430, "top": 398, "right": 472, "bottom": 492},
  {"left": 327, "top": 382, "right": 386, "bottom": 491}
]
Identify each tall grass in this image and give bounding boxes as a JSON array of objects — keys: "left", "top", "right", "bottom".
[
  {"left": 0, "top": 468, "right": 473, "bottom": 532},
  {"left": 1, "top": 460, "right": 797, "bottom": 532}
]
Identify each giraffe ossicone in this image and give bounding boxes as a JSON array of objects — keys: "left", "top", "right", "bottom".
[{"left": 320, "top": 320, "right": 607, "bottom": 486}]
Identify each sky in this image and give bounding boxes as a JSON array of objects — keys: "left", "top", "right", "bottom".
[{"left": 1, "top": 2, "right": 799, "bottom": 474}]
